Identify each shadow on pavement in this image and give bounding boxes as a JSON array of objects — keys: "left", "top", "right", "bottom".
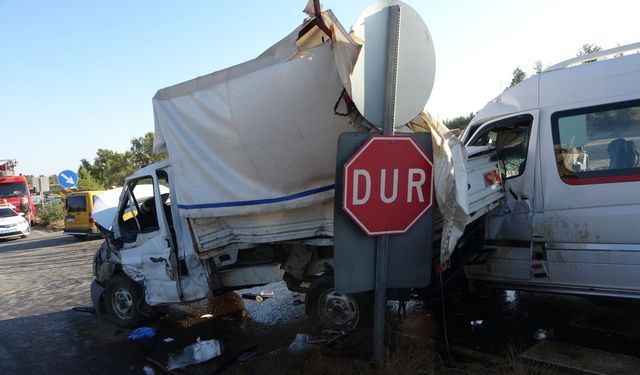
[
  {"left": 0, "top": 309, "right": 141, "bottom": 375},
  {"left": 0, "top": 234, "right": 98, "bottom": 254}
]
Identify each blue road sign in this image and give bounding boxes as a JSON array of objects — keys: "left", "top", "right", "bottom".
[{"left": 58, "top": 170, "right": 78, "bottom": 189}]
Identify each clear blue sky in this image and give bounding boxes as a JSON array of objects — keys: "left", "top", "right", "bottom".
[{"left": 1, "top": 0, "right": 637, "bottom": 177}]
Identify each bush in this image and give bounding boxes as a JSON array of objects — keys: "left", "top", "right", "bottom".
[{"left": 38, "top": 202, "right": 65, "bottom": 226}]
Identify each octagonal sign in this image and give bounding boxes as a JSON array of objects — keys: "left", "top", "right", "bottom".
[{"left": 343, "top": 135, "right": 434, "bottom": 236}]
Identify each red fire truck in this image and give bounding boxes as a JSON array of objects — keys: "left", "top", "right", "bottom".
[{"left": 0, "top": 160, "right": 37, "bottom": 225}]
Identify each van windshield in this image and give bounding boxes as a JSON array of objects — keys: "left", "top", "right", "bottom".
[{"left": 0, "top": 182, "right": 27, "bottom": 198}]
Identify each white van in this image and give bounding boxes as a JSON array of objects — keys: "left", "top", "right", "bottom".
[{"left": 460, "top": 43, "right": 640, "bottom": 299}]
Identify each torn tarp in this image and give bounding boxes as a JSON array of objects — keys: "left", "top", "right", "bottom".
[
  {"left": 408, "top": 112, "right": 471, "bottom": 266},
  {"left": 152, "top": 10, "right": 365, "bottom": 220}
]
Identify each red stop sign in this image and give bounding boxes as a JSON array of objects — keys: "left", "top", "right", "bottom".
[{"left": 343, "top": 135, "right": 433, "bottom": 236}]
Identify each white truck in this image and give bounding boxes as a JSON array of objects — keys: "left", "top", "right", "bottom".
[
  {"left": 459, "top": 43, "right": 640, "bottom": 300},
  {"left": 90, "top": 9, "right": 503, "bottom": 329}
]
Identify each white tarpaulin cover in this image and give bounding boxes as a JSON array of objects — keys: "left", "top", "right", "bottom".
[
  {"left": 153, "top": 11, "right": 365, "bottom": 221},
  {"left": 151, "top": 9, "right": 476, "bottom": 259}
]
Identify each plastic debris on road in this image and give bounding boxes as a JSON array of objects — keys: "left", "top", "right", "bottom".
[
  {"left": 534, "top": 328, "right": 553, "bottom": 340},
  {"left": 127, "top": 327, "right": 156, "bottom": 340},
  {"left": 167, "top": 337, "right": 222, "bottom": 370},
  {"left": 288, "top": 332, "right": 342, "bottom": 356}
]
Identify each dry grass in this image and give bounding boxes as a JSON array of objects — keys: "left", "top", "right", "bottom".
[
  {"left": 299, "top": 311, "right": 445, "bottom": 375},
  {"left": 502, "top": 342, "right": 558, "bottom": 375}
]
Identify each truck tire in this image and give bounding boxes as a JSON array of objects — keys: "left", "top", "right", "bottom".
[
  {"left": 305, "top": 274, "right": 372, "bottom": 332},
  {"left": 104, "top": 273, "right": 147, "bottom": 328}
]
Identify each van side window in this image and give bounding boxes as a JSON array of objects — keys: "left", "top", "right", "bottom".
[
  {"left": 551, "top": 100, "right": 640, "bottom": 184},
  {"left": 470, "top": 116, "right": 532, "bottom": 179}
]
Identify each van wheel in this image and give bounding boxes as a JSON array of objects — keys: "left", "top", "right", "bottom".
[
  {"left": 105, "top": 273, "right": 147, "bottom": 328},
  {"left": 305, "top": 274, "right": 372, "bottom": 332}
]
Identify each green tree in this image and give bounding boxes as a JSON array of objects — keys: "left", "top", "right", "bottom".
[
  {"left": 533, "top": 60, "right": 543, "bottom": 74},
  {"left": 509, "top": 67, "right": 526, "bottom": 88},
  {"left": 578, "top": 43, "right": 603, "bottom": 56},
  {"left": 444, "top": 112, "right": 475, "bottom": 130},
  {"left": 80, "top": 158, "right": 93, "bottom": 173},
  {"left": 90, "top": 149, "right": 137, "bottom": 188},
  {"left": 79, "top": 132, "right": 167, "bottom": 188},
  {"left": 578, "top": 43, "right": 603, "bottom": 64},
  {"left": 76, "top": 165, "right": 103, "bottom": 191},
  {"left": 129, "top": 132, "right": 167, "bottom": 168}
]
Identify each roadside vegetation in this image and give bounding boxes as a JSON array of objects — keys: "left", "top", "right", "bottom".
[
  {"left": 26, "top": 132, "right": 166, "bottom": 193},
  {"left": 37, "top": 201, "right": 65, "bottom": 228}
]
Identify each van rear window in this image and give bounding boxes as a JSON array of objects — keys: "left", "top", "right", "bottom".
[
  {"left": 552, "top": 99, "right": 640, "bottom": 185},
  {"left": 66, "top": 195, "right": 87, "bottom": 212}
]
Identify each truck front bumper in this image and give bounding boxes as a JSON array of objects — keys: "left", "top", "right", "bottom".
[{"left": 90, "top": 279, "right": 106, "bottom": 314}]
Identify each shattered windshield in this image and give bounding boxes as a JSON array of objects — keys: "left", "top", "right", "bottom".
[{"left": 0, "top": 182, "right": 27, "bottom": 198}]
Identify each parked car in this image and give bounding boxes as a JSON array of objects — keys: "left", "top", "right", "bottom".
[
  {"left": 63, "top": 190, "right": 104, "bottom": 239},
  {"left": 0, "top": 206, "right": 30, "bottom": 239}
]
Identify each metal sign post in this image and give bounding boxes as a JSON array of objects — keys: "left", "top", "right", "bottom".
[
  {"left": 344, "top": 0, "right": 436, "bottom": 366},
  {"left": 372, "top": 4, "right": 400, "bottom": 366}
]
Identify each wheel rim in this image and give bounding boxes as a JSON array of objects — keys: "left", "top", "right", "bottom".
[
  {"left": 112, "top": 286, "right": 134, "bottom": 320},
  {"left": 317, "top": 290, "right": 359, "bottom": 331}
]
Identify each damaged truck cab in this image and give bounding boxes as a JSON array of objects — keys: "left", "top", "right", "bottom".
[
  {"left": 92, "top": 161, "right": 337, "bottom": 328},
  {"left": 460, "top": 43, "right": 640, "bottom": 300}
]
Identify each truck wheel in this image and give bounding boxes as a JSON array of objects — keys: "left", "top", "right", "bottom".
[
  {"left": 104, "top": 273, "right": 147, "bottom": 328},
  {"left": 305, "top": 274, "right": 372, "bottom": 332}
]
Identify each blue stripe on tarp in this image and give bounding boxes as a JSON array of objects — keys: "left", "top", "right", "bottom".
[{"left": 177, "top": 184, "right": 335, "bottom": 210}]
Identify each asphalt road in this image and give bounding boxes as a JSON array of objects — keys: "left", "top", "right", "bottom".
[
  {"left": 0, "top": 230, "right": 305, "bottom": 375},
  {"left": 0, "top": 230, "right": 133, "bottom": 374},
  {"left": 2, "top": 229, "right": 640, "bottom": 374}
]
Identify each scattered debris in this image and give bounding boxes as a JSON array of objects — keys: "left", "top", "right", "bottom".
[
  {"left": 288, "top": 334, "right": 315, "bottom": 355},
  {"left": 534, "top": 328, "right": 552, "bottom": 340},
  {"left": 163, "top": 337, "right": 174, "bottom": 343},
  {"left": 288, "top": 331, "right": 344, "bottom": 355},
  {"left": 145, "top": 356, "right": 178, "bottom": 375},
  {"left": 167, "top": 337, "right": 222, "bottom": 370},
  {"left": 200, "top": 313, "right": 214, "bottom": 319},
  {"left": 72, "top": 306, "right": 97, "bottom": 314},
  {"left": 142, "top": 365, "right": 155, "bottom": 375},
  {"left": 241, "top": 290, "right": 275, "bottom": 303},
  {"left": 241, "top": 293, "right": 267, "bottom": 303},
  {"left": 470, "top": 320, "right": 484, "bottom": 328},
  {"left": 128, "top": 327, "right": 156, "bottom": 341},
  {"left": 236, "top": 346, "right": 260, "bottom": 363}
]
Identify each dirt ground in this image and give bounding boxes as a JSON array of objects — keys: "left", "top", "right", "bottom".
[{"left": 2, "top": 229, "right": 639, "bottom": 374}]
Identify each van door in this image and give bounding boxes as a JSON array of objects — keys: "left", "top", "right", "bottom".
[
  {"left": 540, "top": 99, "right": 640, "bottom": 296},
  {"left": 64, "top": 193, "right": 88, "bottom": 235},
  {"left": 464, "top": 111, "right": 539, "bottom": 281},
  {"left": 115, "top": 173, "right": 181, "bottom": 304}
]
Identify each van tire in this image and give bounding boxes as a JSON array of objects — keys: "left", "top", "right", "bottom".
[
  {"left": 104, "top": 273, "right": 147, "bottom": 328},
  {"left": 305, "top": 274, "right": 372, "bottom": 332}
]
